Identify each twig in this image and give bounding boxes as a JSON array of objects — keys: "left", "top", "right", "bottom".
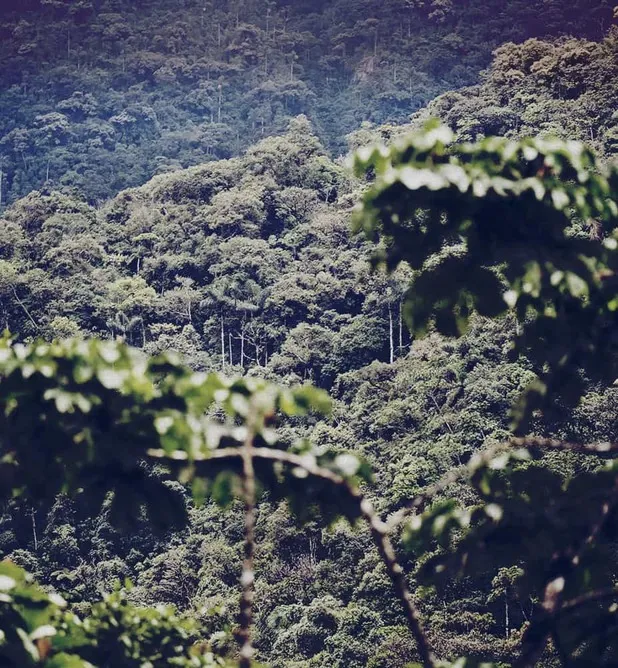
[
  {"left": 386, "top": 436, "right": 618, "bottom": 533},
  {"left": 11, "top": 284, "right": 38, "bottom": 330},
  {"left": 386, "top": 441, "right": 511, "bottom": 530},
  {"left": 558, "top": 586, "right": 618, "bottom": 617},
  {"left": 508, "top": 435, "right": 618, "bottom": 457},
  {"left": 148, "top": 446, "right": 437, "bottom": 668}
]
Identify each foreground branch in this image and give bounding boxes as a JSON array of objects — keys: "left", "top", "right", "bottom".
[
  {"left": 148, "top": 445, "right": 436, "bottom": 668},
  {"left": 559, "top": 586, "right": 618, "bottom": 617},
  {"left": 514, "top": 475, "right": 618, "bottom": 668},
  {"left": 238, "top": 429, "right": 257, "bottom": 668},
  {"left": 508, "top": 435, "right": 618, "bottom": 457}
]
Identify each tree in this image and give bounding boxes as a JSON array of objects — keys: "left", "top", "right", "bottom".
[
  {"left": 353, "top": 121, "right": 618, "bottom": 666},
  {"left": 101, "top": 276, "right": 156, "bottom": 345}
]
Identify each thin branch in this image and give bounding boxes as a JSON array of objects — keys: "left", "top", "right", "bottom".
[
  {"left": 11, "top": 284, "right": 38, "bottom": 330},
  {"left": 514, "top": 475, "right": 618, "bottom": 668},
  {"left": 508, "top": 435, "right": 618, "bottom": 458},
  {"left": 147, "top": 446, "right": 436, "bottom": 668},
  {"left": 238, "top": 424, "right": 257, "bottom": 668},
  {"left": 558, "top": 586, "right": 618, "bottom": 617},
  {"left": 355, "top": 492, "right": 436, "bottom": 668},
  {"left": 386, "top": 442, "right": 510, "bottom": 530},
  {"left": 386, "top": 435, "right": 618, "bottom": 532}
]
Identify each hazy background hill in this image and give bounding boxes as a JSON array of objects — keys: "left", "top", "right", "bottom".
[{"left": 0, "top": 0, "right": 614, "bottom": 203}]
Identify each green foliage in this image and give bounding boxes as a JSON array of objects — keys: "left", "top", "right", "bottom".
[
  {"left": 0, "top": 559, "right": 229, "bottom": 667},
  {"left": 403, "top": 447, "right": 618, "bottom": 665},
  {"left": 353, "top": 121, "right": 618, "bottom": 427},
  {"left": 0, "top": 560, "right": 67, "bottom": 666},
  {"left": 352, "top": 119, "right": 618, "bottom": 666},
  {"left": 416, "top": 29, "right": 618, "bottom": 158},
  {"left": 54, "top": 586, "right": 225, "bottom": 667},
  {"left": 0, "top": 333, "right": 376, "bottom": 530},
  {"left": 1, "top": 14, "right": 618, "bottom": 665}
]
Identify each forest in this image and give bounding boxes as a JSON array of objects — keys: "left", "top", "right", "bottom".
[{"left": 1, "top": 1, "right": 618, "bottom": 666}]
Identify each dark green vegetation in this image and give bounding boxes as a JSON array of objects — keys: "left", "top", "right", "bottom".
[
  {"left": 1, "top": 1, "right": 618, "bottom": 666},
  {"left": 0, "top": 0, "right": 614, "bottom": 203},
  {"left": 2, "top": 125, "right": 618, "bottom": 668}
]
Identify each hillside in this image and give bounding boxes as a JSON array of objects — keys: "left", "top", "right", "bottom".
[
  {"left": 0, "top": 0, "right": 613, "bottom": 204},
  {"left": 1, "top": 20, "right": 618, "bottom": 661},
  {"left": 0, "top": 1, "right": 618, "bottom": 666}
]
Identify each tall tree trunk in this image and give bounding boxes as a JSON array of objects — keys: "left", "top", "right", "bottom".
[
  {"left": 31, "top": 509, "right": 38, "bottom": 552},
  {"left": 229, "top": 332, "right": 233, "bottom": 367},
  {"left": 505, "top": 591, "right": 510, "bottom": 638},
  {"left": 221, "top": 315, "right": 226, "bottom": 369},
  {"left": 399, "top": 298, "right": 403, "bottom": 353},
  {"left": 240, "top": 320, "right": 245, "bottom": 368},
  {"left": 389, "top": 302, "right": 394, "bottom": 364}
]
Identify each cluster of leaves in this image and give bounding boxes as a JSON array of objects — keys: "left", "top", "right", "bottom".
[
  {"left": 0, "top": 559, "right": 228, "bottom": 666},
  {"left": 353, "top": 121, "right": 618, "bottom": 428},
  {"left": 0, "top": 331, "right": 382, "bottom": 666},
  {"left": 0, "top": 332, "right": 375, "bottom": 528}
]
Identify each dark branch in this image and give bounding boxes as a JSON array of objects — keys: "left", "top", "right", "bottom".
[{"left": 148, "top": 445, "right": 436, "bottom": 668}]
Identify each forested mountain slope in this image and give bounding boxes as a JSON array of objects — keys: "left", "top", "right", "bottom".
[
  {"left": 1, "top": 20, "right": 618, "bottom": 660},
  {"left": 0, "top": 0, "right": 613, "bottom": 203},
  {"left": 0, "top": 2, "right": 618, "bottom": 665},
  {"left": 348, "top": 25, "right": 618, "bottom": 158}
]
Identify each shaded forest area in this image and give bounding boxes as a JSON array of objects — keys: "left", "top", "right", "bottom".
[{"left": 0, "top": 0, "right": 614, "bottom": 203}]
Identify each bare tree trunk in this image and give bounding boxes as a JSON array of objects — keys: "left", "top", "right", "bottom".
[
  {"left": 240, "top": 319, "right": 245, "bottom": 368},
  {"left": 221, "top": 315, "right": 226, "bottom": 370},
  {"left": 399, "top": 298, "right": 403, "bottom": 353},
  {"left": 505, "top": 592, "right": 510, "bottom": 638},
  {"left": 389, "top": 302, "right": 394, "bottom": 364},
  {"left": 229, "top": 332, "right": 233, "bottom": 367},
  {"left": 31, "top": 509, "right": 38, "bottom": 552}
]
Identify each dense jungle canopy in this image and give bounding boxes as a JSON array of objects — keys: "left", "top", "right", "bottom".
[{"left": 1, "top": 1, "right": 618, "bottom": 667}]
